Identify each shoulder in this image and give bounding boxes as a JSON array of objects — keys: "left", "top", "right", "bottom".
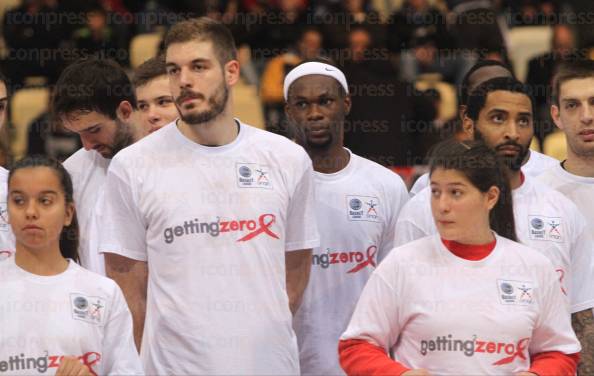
[
  {"left": 63, "top": 148, "right": 94, "bottom": 170},
  {"left": 72, "top": 262, "right": 120, "bottom": 293},
  {"left": 243, "top": 123, "right": 311, "bottom": 165}
]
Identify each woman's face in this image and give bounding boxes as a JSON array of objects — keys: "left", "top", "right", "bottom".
[
  {"left": 8, "top": 167, "right": 74, "bottom": 252},
  {"left": 430, "top": 168, "right": 497, "bottom": 243}
]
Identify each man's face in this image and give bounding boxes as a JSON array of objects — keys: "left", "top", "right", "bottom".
[
  {"left": 552, "top": 77, "right": 594, "bottom": 157},
  {"left": 136, "top": 75, "right": 178, "bottom": 133},
  {"left": 0, "top": 82, "right": 7, "bottom": 130},
  {"left": 165, "top": 40, "right": 230, "bottom": 125},
  {"left": 62, "top": 110, "right": 133, "bottom": 159},
  {"left": 471, "top": 90, "right": 533, "bottom": 171},
  {"left": 285, "top": 75, "right": 351, "bottom": 151}
]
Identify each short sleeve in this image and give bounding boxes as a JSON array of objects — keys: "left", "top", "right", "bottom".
[
  {"left": 97, "top": 157, "right": 148, "bottom": 261},
  {"left": 340, "top": 271, "right": 402, "bottom": 351},
  {"left": 568, "top": 211, "right": 594, "bottom": 313},
  {"left": 530, "top": 265, "right": 581, "bottom": 356},
  {"left": 378, "top": 177, "right": 410, "bottom": 263},
  {"left": 284, "top": 156, "right": 320, "bottom": 252},
  {"left": 393, "top": 188, "right": 435, "bottom": 248},
  {"left": 100, "top": 282, "right": 144, "bottom": 375}
]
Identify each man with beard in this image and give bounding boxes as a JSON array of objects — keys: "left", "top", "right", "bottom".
[
  {"left": 283, "top": 61, "right": 409, "bottom": 375},
  {"left": 538, "top": 60, "right": 594, "bottom": 374},
  {"left": 97, "top": 18, "right": 319, "bottom": 373},
  {"left": 53, "top": 58, "right": 149, "bottom": 273},
  {"left": 409, "top": 59, "right": 557, "bottom": 196},
  {"left": 393, "top": 77, "right": 594, "bottom": 354}
]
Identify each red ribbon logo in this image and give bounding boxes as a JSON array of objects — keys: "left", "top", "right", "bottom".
[
  {"left": 80, "top": 352, "right": 101, "bottom": 376},
  {"left": 347, "top": 245, "right": 377, "bottom": 273},
  {"left": 556, "top": 268, "right": 568, "bottom": 296},
  {"left": 237, "top": 214, "right": 280, "bottom": 242},
  {"left": 492, "top": 338, "right": 529, "bottom": 366}
]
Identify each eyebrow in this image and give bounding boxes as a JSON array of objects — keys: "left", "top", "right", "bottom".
[
  {"left": 79, "top": 123, "right": 102, "bottom": 133},
  {"left": 430, "top": 182, "right": 467, "bottom": 187},
  {"left": 10, "top": 190, "right": 58, "bottom": 195},
  {"left": 0, "top": 97, "right": 7, "bottom": 102},
  {"left": 166, "top": 58, "right": 211, "bottom": 68}
]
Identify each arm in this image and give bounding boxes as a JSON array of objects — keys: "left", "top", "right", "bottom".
[
  {"left": 285, "top": 248, "right": 312, "bottom": 315},
  {"left": 105, "top": 253, "right": 148, "bottom": 352},
  {"left": 572, "top": 309, "right": 594, "bottom": 375}
]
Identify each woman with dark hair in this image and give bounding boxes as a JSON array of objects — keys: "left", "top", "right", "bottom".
[
  {"left": 339, "top": 140, "right": 580, "bottom": 375},
  {"left": 0, "top": 155, "right": 143, "bottom": 375}
]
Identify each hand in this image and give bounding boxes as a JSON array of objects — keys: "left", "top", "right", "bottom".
[
  {"left": 515, "top": 372, "right": 538, "bottom": 376},
  {"left": 402, "top": 369, "right": 432, "bottom": 376},
  {"left": 55, "top": 356, "right": 93, "bottom": 376}
]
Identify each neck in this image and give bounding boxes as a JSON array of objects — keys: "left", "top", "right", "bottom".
[
  {"left": 441, "top": 236, "right": 496, "bottom": 261},
  {"left": 14, "top": 244, "right": 68, "bottom": 276},
  {"left": 455, "top": 227, "right": 495, "bottom": 246},
  {"left": 178, "top": 111, "right": 237, "bottom": 146},
  {"left": 563, "top": 151, "right": 594, "bottom": 177},
  {"left": 308, "top": 145, "right": 350, "bottom": 174}
]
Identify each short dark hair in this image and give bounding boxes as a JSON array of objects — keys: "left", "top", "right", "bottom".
[
  {"left": 552, "top": 59, "right": 594, "bottom": 106},
  {"left": 466, "top": 77, "right": 532, "bottom": 121},
  {"left": 132, "top": 55, "right": 167, "bottom": 88},
  {"left": 460, "top": 60, "right": 514, "bottom": 106},
  {"left": 429, "top": 139, "right": 517, "bottom": 241},
  {"left": 163, "top": 17, "right": 237, "bottom": 65},
  {"left": 52, "top": 58, "right": 137, "bottom": 120}
]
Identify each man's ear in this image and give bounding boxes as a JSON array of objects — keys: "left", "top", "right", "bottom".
[
  {"left": 224, "top": 60, "right": 240, "bottom": 87},
  {"left": 344, "top": 94, "right": 352, "bottom": 116},
  {"left": 550, "top": 104, "right": 564, "bottom": 131},
  {"left": 116, "top": 101, "right": 134, "bottom": 122},
  {"left": 462, "top": 114, "right": 475, "bottom": 138}
]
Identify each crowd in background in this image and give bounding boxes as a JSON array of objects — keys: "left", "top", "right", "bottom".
[{"left": 1, "top": 0, "right": 593, "bottom": 171}]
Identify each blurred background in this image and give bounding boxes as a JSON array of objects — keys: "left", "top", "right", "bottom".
[{"left": 0, "top": 0, "right": 591, "bottom": 185}]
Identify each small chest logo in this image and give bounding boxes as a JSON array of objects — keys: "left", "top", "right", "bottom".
[
  {"left": 70, "top": 294, "right": 106, "bottom": 325},
  {"left": 236, "top": 163, "right": 273, "bottom": 189},
  {"left": 347, "top": 195, "right": 380, "bottom": 222},
  {"left": 497, "top": 279, "right": 534, "bottom": 305},
  {"left": 528, "top": 215, "right": 563, "bottom": 243}
]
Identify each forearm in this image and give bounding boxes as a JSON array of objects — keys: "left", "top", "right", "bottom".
[
  {"left": 572, "top": 309, "right": 594, "bottom": 375},
  {"left": 105, "top": 253, "right": 148, "bottom": 351},
  {"left": 285, "top": 249, "right": 312, "bottom": 314}
]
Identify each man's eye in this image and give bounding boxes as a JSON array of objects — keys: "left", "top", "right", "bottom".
[
  {"left": 158, "top": 98, "right": 173, "bottom": 106},
  {"left": 89, "top": 127, "right": 100, "bottom": 134}
]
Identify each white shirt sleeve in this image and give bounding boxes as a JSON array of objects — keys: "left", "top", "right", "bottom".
[
  {"left": 100, "top": 282, "right": 144, "bottom": 375},
  {"left": 340, "top": 271, "right": 401, "bottom": 351},
  {"left": 378, "top": 180, "right": 410, "bottom": 263},
  {"left": 530, "top": 266, "right": 581, "bottom": 356},
  {"left": 97, "top": 157, "right": 148, "bottom": 261},
  {"left": 568, "top": 211, "right": 594, "bottom": 313},
  {"left": 284, "top": 157, "right": 320, "bottom": 252}
]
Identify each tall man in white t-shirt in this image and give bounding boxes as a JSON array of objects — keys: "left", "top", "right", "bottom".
[
  {"left": 409, "top": 60, "right": 557, "bottom": 196},
  {"left": 132, "top": 55, "right": 179, "bottom": 134},
  {"left": 98, "top": 18, "right": 319, "bottom": 374},
  {"left": 283, "top": 61, "right": 409, "bottom": 375},
  {"left": 0, "top": 70, "right": 15, "bottom": 257},
  {"left": 539, "top": 60, "right": 594, "bottom": 374},
  {"left": 53, "top": 58, "right": 150, "bottom": 273},
  {"left": 395, "top": 77, "right": 594, "bottom": 369}
]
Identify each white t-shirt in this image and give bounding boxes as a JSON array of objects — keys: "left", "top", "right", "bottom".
[
  {"left": 395, "top": 175, "right": 594, "bottom": 314},
  {"left": 0, "top": 167, "right": 15, "bottom": 260},
  {"left": 409, "top": 150, "right": 558, "bottom": 196},
  {"left": 341, "top": 234, "right": 580, "bottom": 375},
  {"left": 293, "top": 150, "right": 409, "bottom": 376},
  {"left": 97, "top": 120, "right": 320, "bottom": 375},
  {"left": 64, "top": 149, "right": 109, "bottom": 274},
  {"left": 0, "top": 257, "right": 142, "bottom": 375}
]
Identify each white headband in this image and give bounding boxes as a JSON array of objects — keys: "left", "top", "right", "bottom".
[{"left": 283, "top": 62, "right": 349, "bottom": 100}]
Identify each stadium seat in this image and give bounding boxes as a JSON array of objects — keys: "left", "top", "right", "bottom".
[
  {"left": 543, "top": 130, "right": 567, "bottom": 161},
  {"left": 10, "top": 87, "right": 50, "bottom": 160},
  {"left": 129, "top": 33, "right": 162, "bottom": 68},
  {"left": 233, "top": 79, "right": 265, "bottom": 130},
  {"left": 507, "top": 26, "right": 553, "bottom": 82}
]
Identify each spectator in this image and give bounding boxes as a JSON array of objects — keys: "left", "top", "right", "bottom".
[{"left": 260, "top": 27, "right": 323, "bottom": 136}]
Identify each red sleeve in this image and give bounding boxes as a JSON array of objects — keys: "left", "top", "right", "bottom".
[
  {"left": 338, "top": 339, "right": 410, "bottom": 376},
  {"left": 528, "top": 351, "right": 579, "bottom": 376}
]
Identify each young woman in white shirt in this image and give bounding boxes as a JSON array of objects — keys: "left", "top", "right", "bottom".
[
  {"left": 339, "top": 140, "right": 580, "bottom": 376},
  {"left": 0, "top": 155, "right": 142, "bottom": 375}
]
